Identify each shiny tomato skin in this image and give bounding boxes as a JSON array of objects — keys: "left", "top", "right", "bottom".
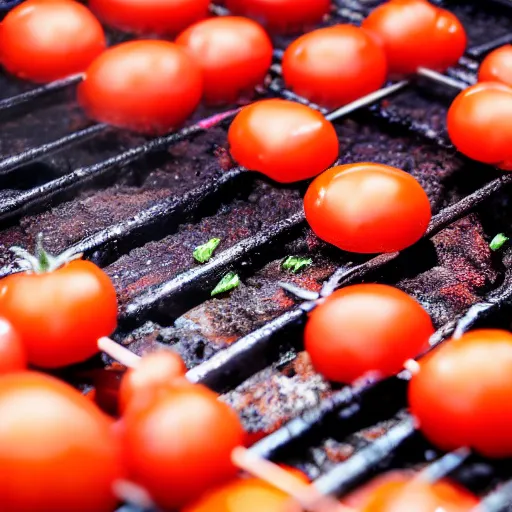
[
  {"left": 282, "top": 25, "right": 387, "bottom": 109},
  {"left": 119, "top": 350, "right": 187, "bottom": 413},
  {"left": 176, "top": 17, "right": 273, "bottom": 105},
  {"left": 0, "top": 372, "right": 121, "bottom": 512},
  {"left": 362, "top": 0, "right": 466, "bottom": 75},
  {"left": 409, "top": 329, "right": 512, "bottom": 458},
  {"left": 0, "top": 0, "right": 106, "bottom": 83},
  {"left": 305, "top": 284, "right": 434, "bottom": 384},
  {"left": 228, "top": 99, "right": 339, "bottom": 182},
  {"left": 89, "top": 0, "right": 210, "bottom": 36},
  {"left": 224, "top": 0, "right": 331, "bottom": 34},
  {"left": 122, "top": 383, "right": 244, "bottom": 510},
  {"left": 447, "top": 82, "right": 512, "bottom": 171},
  {"left": 479, "top": 45, "right": 512, "bottom": 87},
  {"left": 0, "top": 260, "right": 117, "bottom": 369},
  {"left": 78, "top": 40, "right": 203, "bottom": 134},
  {"left": 304, "top": 163, "right": 431, "bottom": 253},
  {"left": 0, "top": 318, "right": 26, "bottom": 374}
]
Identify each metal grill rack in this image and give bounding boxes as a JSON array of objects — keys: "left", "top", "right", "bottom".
[{"left": 1, "top": 0, "right": 512, "bottom": 510}]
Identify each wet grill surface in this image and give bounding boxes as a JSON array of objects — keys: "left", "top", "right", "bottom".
[{"left": 2, "top": 0, "right": 512, "bottom": 510}]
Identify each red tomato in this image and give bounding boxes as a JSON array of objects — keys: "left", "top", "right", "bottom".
[
  {"left": 479, "top": 45, "right": 512, "bottom": 87},
  {"left": 409, "top": 329, "right": 512, "bottom": 458},
  {"left": 89, "top": 0, "right": 209, "bottom": 36},
  {"left": 227, "top": 99, "right": 339, "bottom": 182},
  {"left": 224, "top": 0, "right": 331, "bottom": 34},
  {"left": 360, "top": 476, "right": 478, "bottom": 512},
  {"left": 0, "top": 318, "right": 26, "bottom": 374},
  {"left": 362, "top": 0, "right": 466, "bottom": 75},
  {"left": 119, "top": 350, "right": 187, "bottom": 413},
  {"left": 121, "top": 383, "right": 244, "bottom": 509},
  {"left": 78, "top": 40, "right": 203, "bottom": 134},
  {"left": 304, "top": 284, "right": 434, "bottom": 384},
  {"left": 0, "top": 0, "right": 106, "bottom": 83},
  {"left": 176, "top": 17, "right": 273, "bottom": 105},
  {"left": 304, "top": 163, "right": 431, "bottom": 253},
  {"left": 0, "top": 251, "right": 117, "bottom": 369},
  {"left": 0, "top": 372, "right": 121, "bottom": 512},
  {"left": 447, "top": 82, "right": 512, "bottom": 171},
  {"left": 282, "top": 25, "right": 388, "bottom": 108}
]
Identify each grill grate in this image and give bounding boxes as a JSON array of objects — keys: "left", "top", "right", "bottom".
[{"left": 1, "top": 0, "right": 512, "bottom": 510}]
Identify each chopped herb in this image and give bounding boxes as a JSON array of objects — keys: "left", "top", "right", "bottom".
[
  {"left": 211, "top": 272, "right": 240, "bottom": 296},
  {"left": 193, "top": 238, "right": 221, "bottom": 263},
  {"left": 490, "top": 233, "right": 509, "bottom": 251},
  {"left": 282, "top": 256, "right": 312, "bottom": 274}
]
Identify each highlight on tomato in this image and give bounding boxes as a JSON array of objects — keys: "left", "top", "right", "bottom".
[
  {"left": 0, "top": 235, "right": 117, "bottom": 369},
  {"left": 89, "top": 0, "right": 210, "bottom": 36},
  {"left": 78, "top": 40, "right": 203, "bottom": 134},
  {"left": 176, "top": 17, "right": 273, "bottom": 105},
  {"left": 227, "top": 99, "right": 339, "bottom": 183},
  {"left": 0, "top": 0, "right": 106, "bottom": 83},
  {"left": 224, "top": 0, "right": 331, "bottom": 34},
  {"left": 478, "top": 45, "right": 512, "bottom": 88},
  {"left": 282, "top": 24, "right": 388, "bottom": 108},
  {"left": 304, "top": 163, "right": 431, "bottom": 254},
  {"left": 121, "top": 383, "right": 244, "bottom": 510},
  {"left": 0, "top": 372, "right": 121, "bottom": 512},
  {"left": 362, "top": 0, "right": 467, "bottom": 75},
  {"left": 304, "top": 284, "right": 434, "bottom": 384},
  {"left": 447, "top": 82, "right": 512, "bottom": 171},
  {"left": 409, "top": 329, "right": 512, "bottom": 458},
  {"left": 0, "top": 318, "right": 26, "bottom": 374}
]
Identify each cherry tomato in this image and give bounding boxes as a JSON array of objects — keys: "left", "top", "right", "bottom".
[
  {"left": 224, "top": 0, "right": 331, "bottom": 34},
  {"left": 227, "top": 99, "right": 339, "bottom": 182},
  {"left": 409, "top": 329, "right": 512, "bottom": 458},
  {"left": 176, "top": 17, "right": 272, "bottom": 105},
  {"left": 0, "top": 243, "right": 117, "bottom": 369},
  {"left": 362, "top": 0, "right": 466, "bottom": 75},
  {"left": 0, "top": 0, "right": 106, "bottom": 83},
  {"left": 282, "top": 25, "right": 387, "bottom": 108},
  {"left": 479, "top": 45, "right": 512, "bottom": 87},
  {"left": 89, "top": 0, "right": 209, "bottom": 36},
  {"left": 447, "top": 82, "right": 512, "bottom": 171},
  {"left": 78, "top": 40, "right": 203, "bottom": 134},
  {"left": 0, "top": 372, "right": 121, "bottom": 512},
  {"left": 0, "top": 318, "right": 26, "bottom": 374},
  {"left": 304, "top": 163, "right": 431, "bottom": 253},
  {"left": 119, "top": 350, "right": 187, "bottom": 413},
  {"left": 304, "top": 284, "right": 434, "bottom": 384},
  {"left": 121, "top": 383, "right": 244, "bottom": 509}
]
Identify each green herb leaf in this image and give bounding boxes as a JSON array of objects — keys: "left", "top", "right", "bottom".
[
  {"left": 282, "top": 256, "right": 312, "bottom": 274},
  {"left": 193, "top": 238, "right": 221, "bottom": 263},
  {"left": 211, "top": 272, "right": 240, "bottom": 296},
  {"left": 490, "top": 233, "right": 509, "bottom": 251}
]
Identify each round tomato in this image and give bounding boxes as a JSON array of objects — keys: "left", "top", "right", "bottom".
[
  {"left": 119, "top": 350, "right": 187, "bottom": 413},
  {"left": 409, "top": 329, "right": 512, "bottom": 458},
  {"left": 0, "top": 318, "right": 26, "bottom": 374},
  {"left": 78, "top": 40, "right": 203, "bottom": 134},
  {"left": 478, "top": 45, "right": 512, "bottom": 87},
  {"left": 89, "top": 0, "right": 209, "bottom": 36},
  {"left": 447, "top": 82, "right": 512, "bottom": 171},
  {"left": 304, "top": 163, "right": 431, "bottom": 253},
  {"left": 228, "top": 99, "right": 339, "bottom": 182},
  {"left": 0, "top": 0, "right": 106, "bottom": 83},
  {"left": 121, "top": 383, "right": 244, "bottom": 510},
  {"left": 304, "top": 284, "right": 434, "bottom": 384},
  {"left": 282, "top": 24, "right": 387, "bottom": 108},
  {"left": 224, "top": 0, "right": 330, "bottom": 34},
  {"left": 0, "top": 372, "right": 121, "bottom": 512},
  {"left": 176, "top": 17, "right": 273, "bottom": 105},
  {"left": 362, "top": 0, "right": 466, "bottom": 75},
  {"left": 0, "top": 243, "right": 117, "bottom": 369}
]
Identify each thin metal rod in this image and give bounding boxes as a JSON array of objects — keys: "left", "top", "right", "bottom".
[
  {"left": 416, "top": 448, "right": 472, "bottom": 483},
  {"left": 417, "top": 67, "right": 467, "bottom": 91}
]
